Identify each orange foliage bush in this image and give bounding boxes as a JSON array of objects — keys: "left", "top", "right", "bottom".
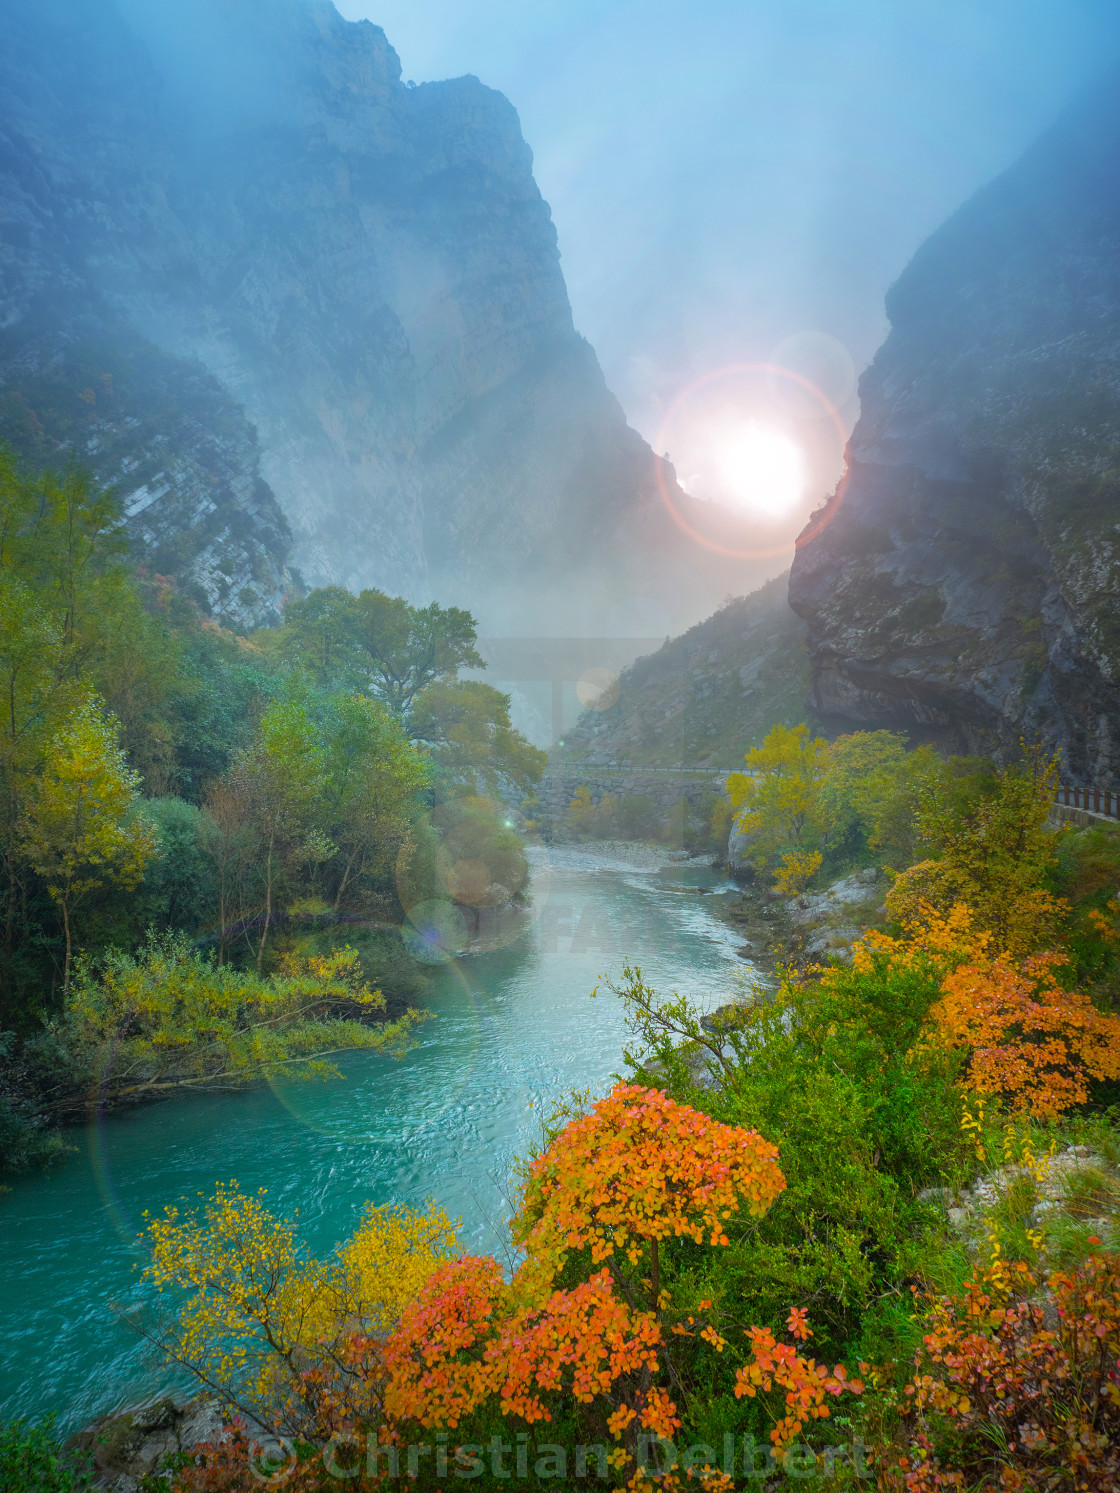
[
  {"left": 382, "top": 1254, "right": 505, "bottom": 1429},
  {"left": 857, "top": 904, "right": 1120, "bottom": 1119},
  {"left": 514, "top": 1082, "right": 786, "bottom": 1279},
  {"left": 932, "top": 949, "right": 1120, "bottom": 1119},
  {"left": 383, "top": 1261, "right": 664, "bottom": 1432},
  {"left": 734, "top": 1307, "right": 865, "bottom": 1450},
  {"left": 884, "top": 1248, "right": 1120, "bottom": 1492},
  {"left": 382, "top": 1083, "right": 863, "bottom": 1471},
  {"left": 494, "top": 1272, "right": 663, "bottom": 1426}
]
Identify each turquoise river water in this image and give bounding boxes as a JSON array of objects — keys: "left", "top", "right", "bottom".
[{"left": 0, "top": 847, "right": 759, "bottom": 1429}]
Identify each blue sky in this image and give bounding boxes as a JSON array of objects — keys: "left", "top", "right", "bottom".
[{"left": 336, "top": 0, "right": 1120, "bottom": 464}]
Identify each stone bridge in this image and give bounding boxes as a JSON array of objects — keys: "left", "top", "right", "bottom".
[{"left": 534, "top": 762, "right": 733, "bottom": 840}]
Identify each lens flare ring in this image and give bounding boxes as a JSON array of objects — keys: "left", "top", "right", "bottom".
[{"left": 653, "top": 361, "right": 851, "bottom": 560}]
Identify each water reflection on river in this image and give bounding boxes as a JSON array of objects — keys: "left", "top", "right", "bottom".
[{"left": 0, "top": 846, "right": 759, "bottom": 1427}]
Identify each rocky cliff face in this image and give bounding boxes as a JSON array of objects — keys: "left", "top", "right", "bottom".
[
  {"left": 1, "top": 0, "right": 736, "bottom": 633},
  {"left": 789, "top": 73, "right": 1120, "bottom": 783},
  {"left": 0, "top": 299, "right": 293, "bottom": 629},
  {"left": 0, "top": 0, "right": 292, "bottom": 627}
]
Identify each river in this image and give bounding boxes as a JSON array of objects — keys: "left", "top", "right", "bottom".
[{"left": 0, "top": 846, "right": 760, "bottom": 1429}]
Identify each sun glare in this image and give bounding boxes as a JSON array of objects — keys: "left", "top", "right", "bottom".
[{"left": 718, "top": 424, "right": 805, "bottom": 518}]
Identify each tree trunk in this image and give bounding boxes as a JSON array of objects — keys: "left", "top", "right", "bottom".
[
  {"left": 650, "top": 1237, "right": 660, "bottom": 1312},
  {"left": 61, "top": 896, "right": 72, "bottom": 993},
  {"left": 333, "top": 845, "right": 361, "bottom": 912},
  {"left": 216, "top": 839, "right": 230, "bottom": 966},
  {"left": 257, "top": 833, "right": 274, "bottom": 972}
]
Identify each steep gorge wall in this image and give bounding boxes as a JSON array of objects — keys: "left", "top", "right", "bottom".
[
  {"left": 0, "top": 0, "right": 741, "bottom": 632},
  {"left": 0, "top": 0, "right": 292, "bottom": 626},
  {"left": 789, "top": 72, "right": 1120, "bottom": 782}
]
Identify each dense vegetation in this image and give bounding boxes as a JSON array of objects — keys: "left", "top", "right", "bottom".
[
  {"left": 0, "top": 449, "right": 544, "bottom": 1172},
  {"left": 13, "top": 719, "right": 1108, "bottom": 1491},
  {"left": 3, "top": 448, "right": 1119, "bottom": 1489}
]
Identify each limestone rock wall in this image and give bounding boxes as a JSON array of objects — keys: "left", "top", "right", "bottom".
[
  {"left": 790, "top": 72, "right": 1120, "bottom": 782},
  {"left": 1, "top": 0, "right": 736, "bottom": 633}
]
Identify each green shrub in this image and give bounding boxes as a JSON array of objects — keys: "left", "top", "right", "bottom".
[
  {"left": 0, "top": 1033, "right": 71, "bottom": 1174},
  {"left": 615, "top": 793, "right": 658, "bottom": 840},
  {"left": 23, "top": 934, "right": 426, "bottom": 1114},
  {"left": 606, "top": 945, "right": 971, "bottom": 1367},
  {"left": 0, "top": 1419, "right": 90, "bottom": 1492}
]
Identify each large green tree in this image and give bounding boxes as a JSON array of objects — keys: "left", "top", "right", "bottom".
[
  {"left": 409, "top": 680, "right": 546, "bottom": 800},
  {"left": 204, "top": 689, "right": 431, "bottom": 964},
  {"left": 219, "top": 694, "right": 331, "bottom": 969},
  {"left": 317, "top": 693, "right": 429, "bottom": 911},
  {"left": 272, "top": 587, "right": 483, "bottom": 716}
]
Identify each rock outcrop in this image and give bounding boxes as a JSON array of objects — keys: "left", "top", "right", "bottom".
[
  {"left": 789, "top": 71, "right": 1120, "bottom": 782},
  {"left": 0, "top": 301, "right": 292, "bottom": 629},
  {"left": 1, "top": 0, "right": 746, "bottom": 632}
]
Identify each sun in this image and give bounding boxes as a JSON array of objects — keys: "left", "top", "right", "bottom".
[{"left": 718, "top": 424, "right": 805, "bottom": 518}]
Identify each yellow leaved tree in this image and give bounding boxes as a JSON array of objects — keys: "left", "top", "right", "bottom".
[
  {"left": 726, "top": 722, "right": 829, "bottom": 885},
  {"left": 142, "top": 1183, "right": 459, "bottom": 1441},
  {"left": 20, "top": 695, "right": 156, "bottom": 988},
  {"left": 887, "top": 746, "right": 1066, "bottom": 957}
]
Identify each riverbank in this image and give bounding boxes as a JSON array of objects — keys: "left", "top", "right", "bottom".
[
  {"left": 712, "top": 866, "right": 891, "bottom": 975},
  {"left": 67, "top": 1394, "right": 224, "bottom": 1492}
]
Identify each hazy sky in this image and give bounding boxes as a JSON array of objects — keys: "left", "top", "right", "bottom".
[{"left": 336, "top": 0, "right": 1120, "bottom": 482}]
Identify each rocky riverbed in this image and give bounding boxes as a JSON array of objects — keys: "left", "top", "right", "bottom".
[{"left": 715, "top": 865, "right": 890, "bottom": 975}]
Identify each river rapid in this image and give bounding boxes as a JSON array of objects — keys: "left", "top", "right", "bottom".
[{"left": 0, "top": 845, "right": 760, "bottom": 1429}]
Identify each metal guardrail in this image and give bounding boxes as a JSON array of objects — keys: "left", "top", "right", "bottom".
[{"left": 1056, "top": 785, "right": 1120, "bottom": 820}]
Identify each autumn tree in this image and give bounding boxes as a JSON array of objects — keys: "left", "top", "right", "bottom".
[
  {"left": 267, "top": 585, "right": 364, "bottom": 686},
  {"left": 514, "top": 1083, "right": 786, "bottom": 1304},
  {"left": 136, "top": 1085, "right": 864, "bottom": 1482},
  {"left": 567, "top": 784, "right": 595, "bottom": 839},
  {"left": 930, "top": 941, "right": 1120, "bottom": 1118},
  {"left": 20, "top": 696, "right": 156, "bottom": 988},
  {"left": 142, "top": 1182, "right": 458, "bottom": 1441},
  {"left": 384, "top": 1085, "right": 861, "bottom": 1471},
  {"left": 727, "top": 722, "right": 829, "bottom": 882},
  {"left": 891, "top": 745, "right": 1066, "bottom": 956}
]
